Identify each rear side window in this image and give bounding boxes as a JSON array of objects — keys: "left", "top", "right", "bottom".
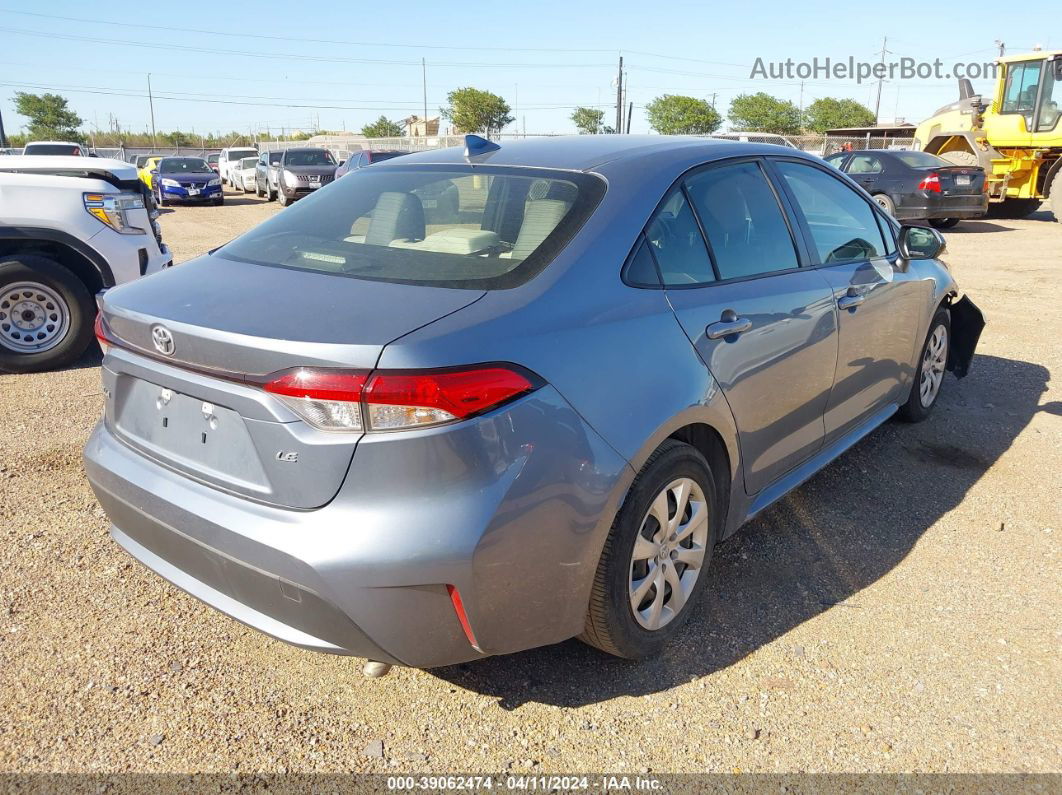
[
  {"left": 685, "top": 161, "right": 799, "bottom": 280},
  {"left": 218, "top": 165, "right": 605, "bottom": 289},
  {"left": 645, "top": 189, "right": 715, "bottom": 285},
  {"left": 774, "top": 161, "right": 888, "bottom": 265}
]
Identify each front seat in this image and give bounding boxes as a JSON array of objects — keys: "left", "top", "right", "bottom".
[
  {"left": 509, "top": 199, "right": 570, "bottom": 259},
  {"left": 364, "top": 192, "right": 425, "bottom": 246}
]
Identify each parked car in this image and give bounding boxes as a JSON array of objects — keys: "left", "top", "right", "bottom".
[
  {"left": 152, "top": 157, "right": 223, "bottom": 206},
  {"left": 205, "top": 153, "right": 220, "bottom": 174},
  {"left": 0, "top": 155, "right": 171, "bottom": 372},
  {"left": 218, "top": 147, "right": 258, "bottom": 187},
  {"left": 137, "top": 156, "right": 163, "bottom": 191},
  {"left": 823, "top": 149, "right": 988, "bottom": 228},
  {"left": 274, "top": 147, "right": 337, "bottom": 206},
  {"left": 334, "top": 149, "right": 406, "bottom": 178},
  {"left": 234, "top": 156, "right": 258, "bottom": 193},
  {"left": 22, "top": 141, "right": 89, "bottom": 156},
  {"left": 86, "top": 136, "right": 983, "bottom": 672},
  {"left": 129, "top": 154, "right": 161, "bottom": 170},
  {"left": 254, "top": 151, "right": 283, "bottom": 200}
]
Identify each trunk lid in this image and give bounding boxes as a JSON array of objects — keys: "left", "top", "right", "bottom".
[
  {"left": 923, "top": 166, "right": 986, "bottom": 196},
  {"left": 100, "top": 254, "right": 484, "bottom": 508}
]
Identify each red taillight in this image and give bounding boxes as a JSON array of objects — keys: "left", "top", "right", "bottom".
[
  {"left": 263, "top": 366, "right": 535, "bottom": 432},
  {"left": 94, "top": 313, "right": 111, "bottom": 354},
  {"left": 918, "top": 172, "right": 942, "bottom": 193}
]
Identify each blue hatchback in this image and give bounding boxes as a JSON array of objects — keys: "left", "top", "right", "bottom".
[{"left": 153, "top": 156, "right": 223, "bottom": 206}]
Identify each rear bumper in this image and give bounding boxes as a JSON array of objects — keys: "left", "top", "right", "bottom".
[
  {"left": 84, "top": 385, "right": 630, "bottom": 668},
  {"left": 895, "top": 194, "right": 989, "bottom": 220}
]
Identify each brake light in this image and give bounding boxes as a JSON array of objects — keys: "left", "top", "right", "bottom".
[
  {"left": 918, "top": 172, "right": 942, "bottom": 193},
  {"left": 263, "top": 366, "right": 535, "bottom": 432},
  {"left": 94, "top": 313, "right": 112, "bottom": 355}
]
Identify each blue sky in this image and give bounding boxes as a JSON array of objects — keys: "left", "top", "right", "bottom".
[{"left": 0, "top": 0, "right": 1055, "bottom": 139}]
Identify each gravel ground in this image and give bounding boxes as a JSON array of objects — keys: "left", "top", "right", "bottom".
[{"left": 1, "top": 186, "right": 1059, "bottom": 775}]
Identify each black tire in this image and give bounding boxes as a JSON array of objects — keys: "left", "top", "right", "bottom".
[
  {"left": 898, "top": 306, "right": 951, "bottom": 423},
  {"left": 580, "top": 439, "right": 720, "bottom": 659},
  {"left": 213, "top": 195, "right": 224, "bottom": 206},
  {"left": 277, "top": 189, "right": 289, "bottom": 207},
  {"left": 985, "top": 199, "right": 1041, "bottom": 219},
  {"left": 0, "top": 255, "right": 95, "bottom": 374},
  {"left": 873, "top": 193, "right": 896, "bottom": 216},
  {"left": 929, "top": 218, "right": 959, "bottom": 229},
  {"left": 256, "top": 179, "right": 265, "bottom": 198},
  {"left": 1050, "top": 169, "right": 1061, "bottom": 223},
  {"left": 155, "top": 187, "right": 169, "bottom": 208}
]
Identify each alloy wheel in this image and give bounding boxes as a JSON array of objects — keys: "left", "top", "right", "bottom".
[
  {"left": 0, "top": 281, "right": 71, "bottom": 354},
  {"left": 628, "top": 477, "right": 709, "bottom": 631},
  {"left": 919, "top": 325, "right": 948, "bottom": 407}
]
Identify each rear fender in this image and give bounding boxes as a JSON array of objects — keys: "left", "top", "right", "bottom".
[{"left": 946, "top": 295, "right": 985, "bottom": 378}]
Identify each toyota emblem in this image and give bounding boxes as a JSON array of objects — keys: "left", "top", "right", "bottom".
[{"left": 151, "top": 325, "right": 175, "bottom": 356}]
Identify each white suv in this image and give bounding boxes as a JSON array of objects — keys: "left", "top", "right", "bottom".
[
  {"left": 22, "top": 141, "right": 90, "bottom": 156},
  {"left": 217, "top": 147, "right": 258, "bottom": 186},
  {"left": 0, "top": 156, "right": 172, "bottom": 372}
]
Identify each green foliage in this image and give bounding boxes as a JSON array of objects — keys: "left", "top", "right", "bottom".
[
  {"left": 571, "top": 106, "right": 605, "bottom": 134},
  {"left": 441, "top": 87, "right": 513, "bottom": 135},
  {"left": 728, "top": 92, "right": 803, "bottom": 135},
  {"left": 803, "top": 97, "right": 877, "bottom": 133},
  {"left": 163, "top": 130, "right": 192, "bottom": 147},
  {"left": 361, "top": 116, "right": 404, "bottom": 138},
  {"left": 644, "top": 95, "right": 722, "bottom": 135},
  {"left": 13, "top": 92, "right": 83, "bottom": 141}
]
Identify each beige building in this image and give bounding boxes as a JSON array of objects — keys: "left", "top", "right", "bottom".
[{"left": 403, "top": 116, "right": 440, "bottom": 137}]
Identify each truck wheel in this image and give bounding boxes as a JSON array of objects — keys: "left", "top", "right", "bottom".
[
  {"left": 0, "top": 255, "right": 95, "bottom": 373},
  {"left": 985, "top": 199, "right": 1042, "bottom": 219},
  {"left": 939, "top": 150, "right": 979, "bottom": 168},
  {"left": 580, "top": 439, "right": 720, "bottom": 659},
  {"left": 1050, "top": 170, "right": 1062, "bottom": 223}
]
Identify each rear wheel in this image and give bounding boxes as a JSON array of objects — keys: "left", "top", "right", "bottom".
[
  {"left": 938, "top": 150, "right": 979, "bottom": 168},
  {"left": 0, "top": 255, "right": 95, "bottom": 373},
  {"left": 985, "top": 199, "right": 1042, "bottom": 219},
  {"left": 899, "top": 306, "right": 950, "bottom": 422},
  {"left": 929, "top": 218, "right": 959, "bottom": 229},
  {"left": 580, "top": 439, "right": 719, "bottom": 659},
  {"left": 873, "top": 193, "right": 896, "bottom": 216}
]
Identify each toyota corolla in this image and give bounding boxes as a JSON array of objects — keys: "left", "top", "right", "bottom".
[{"left": 85, "top": 136, "right": 983, "bottom": 672}]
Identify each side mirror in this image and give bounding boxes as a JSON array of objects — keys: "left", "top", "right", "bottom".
[{"left": 898, "top": 224, "right": 945, "bottom": 260}]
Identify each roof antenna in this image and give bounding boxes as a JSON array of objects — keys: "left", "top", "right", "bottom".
[{"left": 464, "top": 134, "right": 500, "bottom": 158}]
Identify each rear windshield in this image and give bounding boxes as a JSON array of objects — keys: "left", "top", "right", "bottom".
[
  {"left": 160, "top": 157, "right": 212, "bottom": 173},
  {"left": 894, "top": 151, "right": 950, "bottom": 169},
  {"left": 218, "top": 164, "right": 605, "bottom": 289},
  {"left": 207, "top": 154, "right": 220, "bottom": 163},
  {"left": 284, "top": 149, "right": 335, "bottom": 166},
  {"left": 24, "top": 144, "right": 82, "bottom": 156}
]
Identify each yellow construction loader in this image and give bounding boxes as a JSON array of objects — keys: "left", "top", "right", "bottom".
[{"left": 913, "top": 51, "right": 1061, "bottom": 220}]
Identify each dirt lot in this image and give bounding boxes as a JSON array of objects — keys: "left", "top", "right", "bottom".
[{"left": 1, "top": 185, "right": 1059, "bottom": 775}]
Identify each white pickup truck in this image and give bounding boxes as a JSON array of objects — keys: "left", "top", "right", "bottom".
[{"left": 0, "top": 156, "right": 172, "bottom": 372}]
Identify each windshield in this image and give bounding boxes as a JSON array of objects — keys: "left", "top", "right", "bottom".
[
  {"left": 370, "top": 152, "right": 404, "bottom": 163},
  {"left": 24, "top": 144, "right": 82, "bottom": 156},
  {"left": 228, "top": 149, "right": 257, "bottom": 160},
  {"left": 268, "top": 152, "right": 283, "bottom": 164},
  {"left": 284, "top": 149, "right": 335, "bottom": 166},
  {"left": 239, "top": 157, "right": 258, "bottom": 169},
  {"left": 218, "top": 165, "right": 605, "bottom": 289},
  {"left": 895, "top": 151, "right": 950, "bottom": 169},
  {"left": 160, "top": 157, "right": 212, "bottom": 173}
]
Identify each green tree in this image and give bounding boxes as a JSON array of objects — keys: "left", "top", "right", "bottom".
[
  {"left": 441, "top": 87, "right": 513, "bottom": 135},
  {"left": 163, "top": 130, "right": 192, "bottom": 147},
  {"left": 571, "top": 106, "right": 605, "bottom": 134},
  {"left": 728, "top": 92, "right": 803, "bottom": 134},
  {"left": 361, "top": 115, "right": 403, "bottom": 138},
  {"left": 645, "top": 95, "right": 722, "bottom": 135},
  {"left": 803, "top": 97, "right": 876, "bottom": 133},
  {"left": 13, "top": 92, "right": 83, "bottom": 141}
]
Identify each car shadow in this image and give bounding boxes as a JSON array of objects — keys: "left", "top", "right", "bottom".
[
  {"left": 947, "top": 221, "right": 1016, "bottom": 234},
  {"left": 219, "top": 195, "right": 272, "bottom": 207},
  {"left": 429, "top": 353, "right": 1049, "bottom": 709}
]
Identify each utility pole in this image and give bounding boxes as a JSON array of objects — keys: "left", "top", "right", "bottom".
[
  {"left": 995, "top": 40, "right": 1006, "bottom": 57},
  {"left": 147, "top": 73, "right": 157, "bottom": 149},
  {"left": 798, "top": 81, "right": 805, "bottom": 117},
  {"left": 873, "top": 36, "right": 890, "bottom": 122},
  {"left": 626, "top": 101, "right": 633, "bottom": 134},
  {"left": 0, "top": 106, "right": 8, "bottom": 148},
  {"left": 710, "top": 92, "right": 717, "bottom": 109},
  {"left": 422, "top": 58, "right": 428, "bottom": 135},
  {"left": 615, "top": 55, "right": 624, "bottom": 134}
]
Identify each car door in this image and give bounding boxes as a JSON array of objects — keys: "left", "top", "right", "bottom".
[
  {"left": 769, "top": 158, "right": 926, "bottom": 442},
  {"left": 655, "top": 159, "right": 839, "bottom": 495}
]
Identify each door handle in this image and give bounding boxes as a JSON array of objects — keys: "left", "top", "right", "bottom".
[
  {"left": 837, "top": 293, "right": 866, "bottom": 310},
  {"left": 706, "top": 316, "right": 752, "bottom": 339}
]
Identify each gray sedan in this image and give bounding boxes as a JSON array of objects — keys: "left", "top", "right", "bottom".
[{"left": 85, "top": 135, "right": 983, "bottom": 671}]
